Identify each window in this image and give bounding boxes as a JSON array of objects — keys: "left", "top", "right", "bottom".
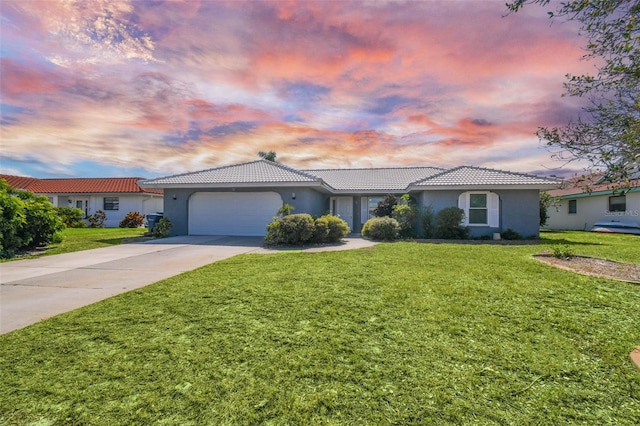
[
  {"left": 367, "top": 197, "right": 383, "bottom": 219},
  {"left": 568, "top": 199, "right": 577, "bottom": 214},
  {"left": 361, "top": 196, "right": 384, "bottom": 224},
  {"left": 104, "top": 197, "right": 119, "bottom": 210},
  {"left": 608, "top": 195, "right": 626, "bottom": 212},
  {"left": 458, "top": 191, "right": 499, "bottom": 227},
  {"left": 468, "top": 193, "right": 488, "bottom": 224}
]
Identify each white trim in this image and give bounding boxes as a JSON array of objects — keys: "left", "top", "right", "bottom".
[{"left": 458, "top": 191, "right": 499, "bottom": 227}]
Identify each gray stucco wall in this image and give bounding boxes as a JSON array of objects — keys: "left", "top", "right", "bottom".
[
  {"left": 418, "top": 189, "right": 541, "bottom": 238},
  {"left": 499, "top": 189, "right": 541, "bottom": 238},
  {"left": 161, "top": 186, "right": 541, "bottom": 238},
  {"left": 161, "top": 187, "right": 326, "bottom": 236}
]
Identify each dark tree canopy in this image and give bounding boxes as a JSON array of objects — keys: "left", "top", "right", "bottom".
[
  {"left": 258, "top": 150, "right": 277, "bottom": 162},
  {"left": 507, "top": 0, "right": 640, "bottom": 184}
]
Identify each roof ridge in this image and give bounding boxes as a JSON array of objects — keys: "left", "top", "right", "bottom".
[
  {"left": 411, "top": 166, "right": 462, "bottom": 185},
  {"left": 303, "top": 166, "right": 445, "bottom": 172},
  {"left": 456, "top": 165, "right": 556, "bottom": 179},
  {"left": 263, "top": 160, "right": 323, "bottom": 181},
  {"left": 140, "top": 161, "right": 262, "bottom": 182}
]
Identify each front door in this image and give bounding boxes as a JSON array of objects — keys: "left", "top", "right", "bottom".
[
  {"left": 73, "top": 199, "right": 89, "bottom": 217},
  {"left": 331, "top": 197, "right": 353, "bottom": 231}
]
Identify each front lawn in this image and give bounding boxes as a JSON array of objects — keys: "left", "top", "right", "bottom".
[
  {"left": 0, "top": 232, "right": 638, "bottom": 424},
  {"left": 17, "top": 227, "right": 148, "bottom": 260}
]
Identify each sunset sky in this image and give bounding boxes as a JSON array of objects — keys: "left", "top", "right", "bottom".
[{"left": 0, "top": 0, "right": 594, "bottom": 179}]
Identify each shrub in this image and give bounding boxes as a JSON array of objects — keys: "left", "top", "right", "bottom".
[
  {"left": 87, "top": 210, "right": 107, "bottom": 228},
  {"left": 153, "top": 217, "right": 172, "bottom": 238},
  {"left": 23, "top": 195, "right": 65, "bottom": 248},
  {"left": 373, "top": 194, "right": 397, "bottom": 217},
  {"left": 0, "top": 181, "right": 28, "bottom": 258},
  {"left": 313, "top": 214, "right": 350, "bottom": 243},
  {"left": 278, "top": 204, "right": 295, "bottom": 216},
  {"left": 501, "top": 228, "right": 522, "bottom": 240},
  {"left": 55, "top": 207, "right": 86, "bottom": 228},
  {"left": 392, "top": 194, "right": 419, "bottom": 238},
  {"left": 362, "top": 217, "right": 401, "bottom": 241},
  {"left": 119, "top": 211, "right": 145, "bottom": 228},
  {"left": 551, "top": 244, "right": 574, "bottom": 259},
  {"left": 0, "top": 179, "right": 64, "bottom": 258},
  {"left": 421, "top": 205, "right": 435, "bottom": 238},
  {"left": 434, "top": 207, "right": 469, "bottom": 239},
  {"left": 265, "top": 214, "right": 315, "bottom": 245}
]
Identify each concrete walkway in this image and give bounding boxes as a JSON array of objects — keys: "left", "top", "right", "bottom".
[{"left": 0, "top": 236, "right": 377, "bottom": 334}]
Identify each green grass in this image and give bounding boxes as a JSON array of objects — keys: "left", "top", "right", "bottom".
[
  {"left": 17, "top": 227, "right": 148, "bottom": 259},
  {"left": 540, "top": 229, "right": 639, "bottom": 263},
  {"left": 0, "top": 232, "right": 638, "bottom": 424}
]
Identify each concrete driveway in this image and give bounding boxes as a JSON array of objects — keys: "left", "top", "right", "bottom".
[{"left": 1, "top": 235, "right": 377, "bottom": 334}]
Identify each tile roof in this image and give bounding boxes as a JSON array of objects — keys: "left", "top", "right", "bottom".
[
  {"left": 548, "top": 176, "right": 639, "bottom": 197},
  {"left": 412, "top": 166, "right": 561, "bottom": 188},
  {"left": 303, "top": 167, "right": 444, "bottom": 191},
  {"left": 0, "top": 175, "right": 162, "bottom": 195},
  {"left": 0, "top": 175, "right": 40, "bottom": 191},
  {"left": 138, "top": 161, "right": 560, "bottom": 192},
  {"left": 141, "top": 160, "right": 323, "bottom": 186}
]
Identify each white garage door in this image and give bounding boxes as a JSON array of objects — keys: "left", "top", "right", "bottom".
[{"left": 189, "top": 192, "right": 282, "bottom": 236}]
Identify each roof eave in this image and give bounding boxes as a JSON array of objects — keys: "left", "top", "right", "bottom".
[
  {"left": 139, "top": 181, "right": 331, "bottom": 190},
  {"left": 408, "top": 183, "right": 560, "bottom": 191},
  {"left": 551, "top": 185, "right": 640, "bottom": 199}
]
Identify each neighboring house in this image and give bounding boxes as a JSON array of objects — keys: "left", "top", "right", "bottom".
[
  {"left": 545, "top": 176, "right": 640, "bottom": 231},
  {"left": 139, "top": 160, "right": 559, "bottom": 238},
  {"left": 1, "top": 175, "right": 164, "bottom": 228}
]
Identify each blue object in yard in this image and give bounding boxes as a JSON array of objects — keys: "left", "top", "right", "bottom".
[
  {"left": 591, "top": 219, "right": 640, "bottom": 235},
  {"left": 146, "top": 213, "right": 163, "bottom": 231}
]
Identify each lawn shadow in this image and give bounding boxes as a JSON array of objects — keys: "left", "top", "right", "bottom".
[
  {"left": 97, "top": 236, "right": 153, "bottom": 245},
  {"left": 539, "top": 238, "right": 604, "bottom": 247}
]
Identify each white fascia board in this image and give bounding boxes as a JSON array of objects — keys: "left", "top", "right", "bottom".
[{"left": 329, "top": 189, "right": 409, "bottom": 195}]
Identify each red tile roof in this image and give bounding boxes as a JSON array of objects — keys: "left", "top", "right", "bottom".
[
  {"left": 0, "top": 175, "right": 40, "bottom": 191},
  {"left": 0, "top": 175, "right": 163, "bottom": 195}
]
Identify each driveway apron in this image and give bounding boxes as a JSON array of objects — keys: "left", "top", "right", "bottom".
[{"left": 0, "top": 236, "right": 264, "bottom": 334}]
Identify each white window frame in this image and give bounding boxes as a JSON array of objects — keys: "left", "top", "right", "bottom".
[
  {"left": 360, "top": 196, "right": 384, "bottom": 224},
  {"left": 458, "top": 191, "right": 499, "bottom": 227},
  {"left": 103, "top": 197, "right": 120, "bottom": 211}
]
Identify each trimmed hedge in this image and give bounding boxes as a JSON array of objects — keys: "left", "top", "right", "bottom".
[
  {"left": 265, "top": 214, "right": 349, "bottom": 246},
  {"left": 434, "top": 207, "right": 469, "bottom": 239},
  {"left": 362, "top": 217, "right": 400, "bottom": 241},
  {"left": 314, "top": 214, "right": 350, "bottom": 243}
]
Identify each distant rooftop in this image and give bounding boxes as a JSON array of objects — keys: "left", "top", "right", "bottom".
[{"left": 0, "top": 175, "right": 162, "bottom": 195}]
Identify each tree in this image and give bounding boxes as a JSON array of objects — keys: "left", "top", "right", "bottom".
[
  {"left": 539, "top": 191, "right": 556, "bottom": 227},
  {"left": 258, "top": 150, "right": 277, "bottom": 162},
  {"left": 392, "top": 194, "right": 419, "bottom": 238},
  {"left": 507, "top": 0, "right": 640, "bottom": 184}
]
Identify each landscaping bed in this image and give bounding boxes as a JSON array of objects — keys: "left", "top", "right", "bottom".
[{"left": 535, "top": 254, "right": 640, "bottom": 283}]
